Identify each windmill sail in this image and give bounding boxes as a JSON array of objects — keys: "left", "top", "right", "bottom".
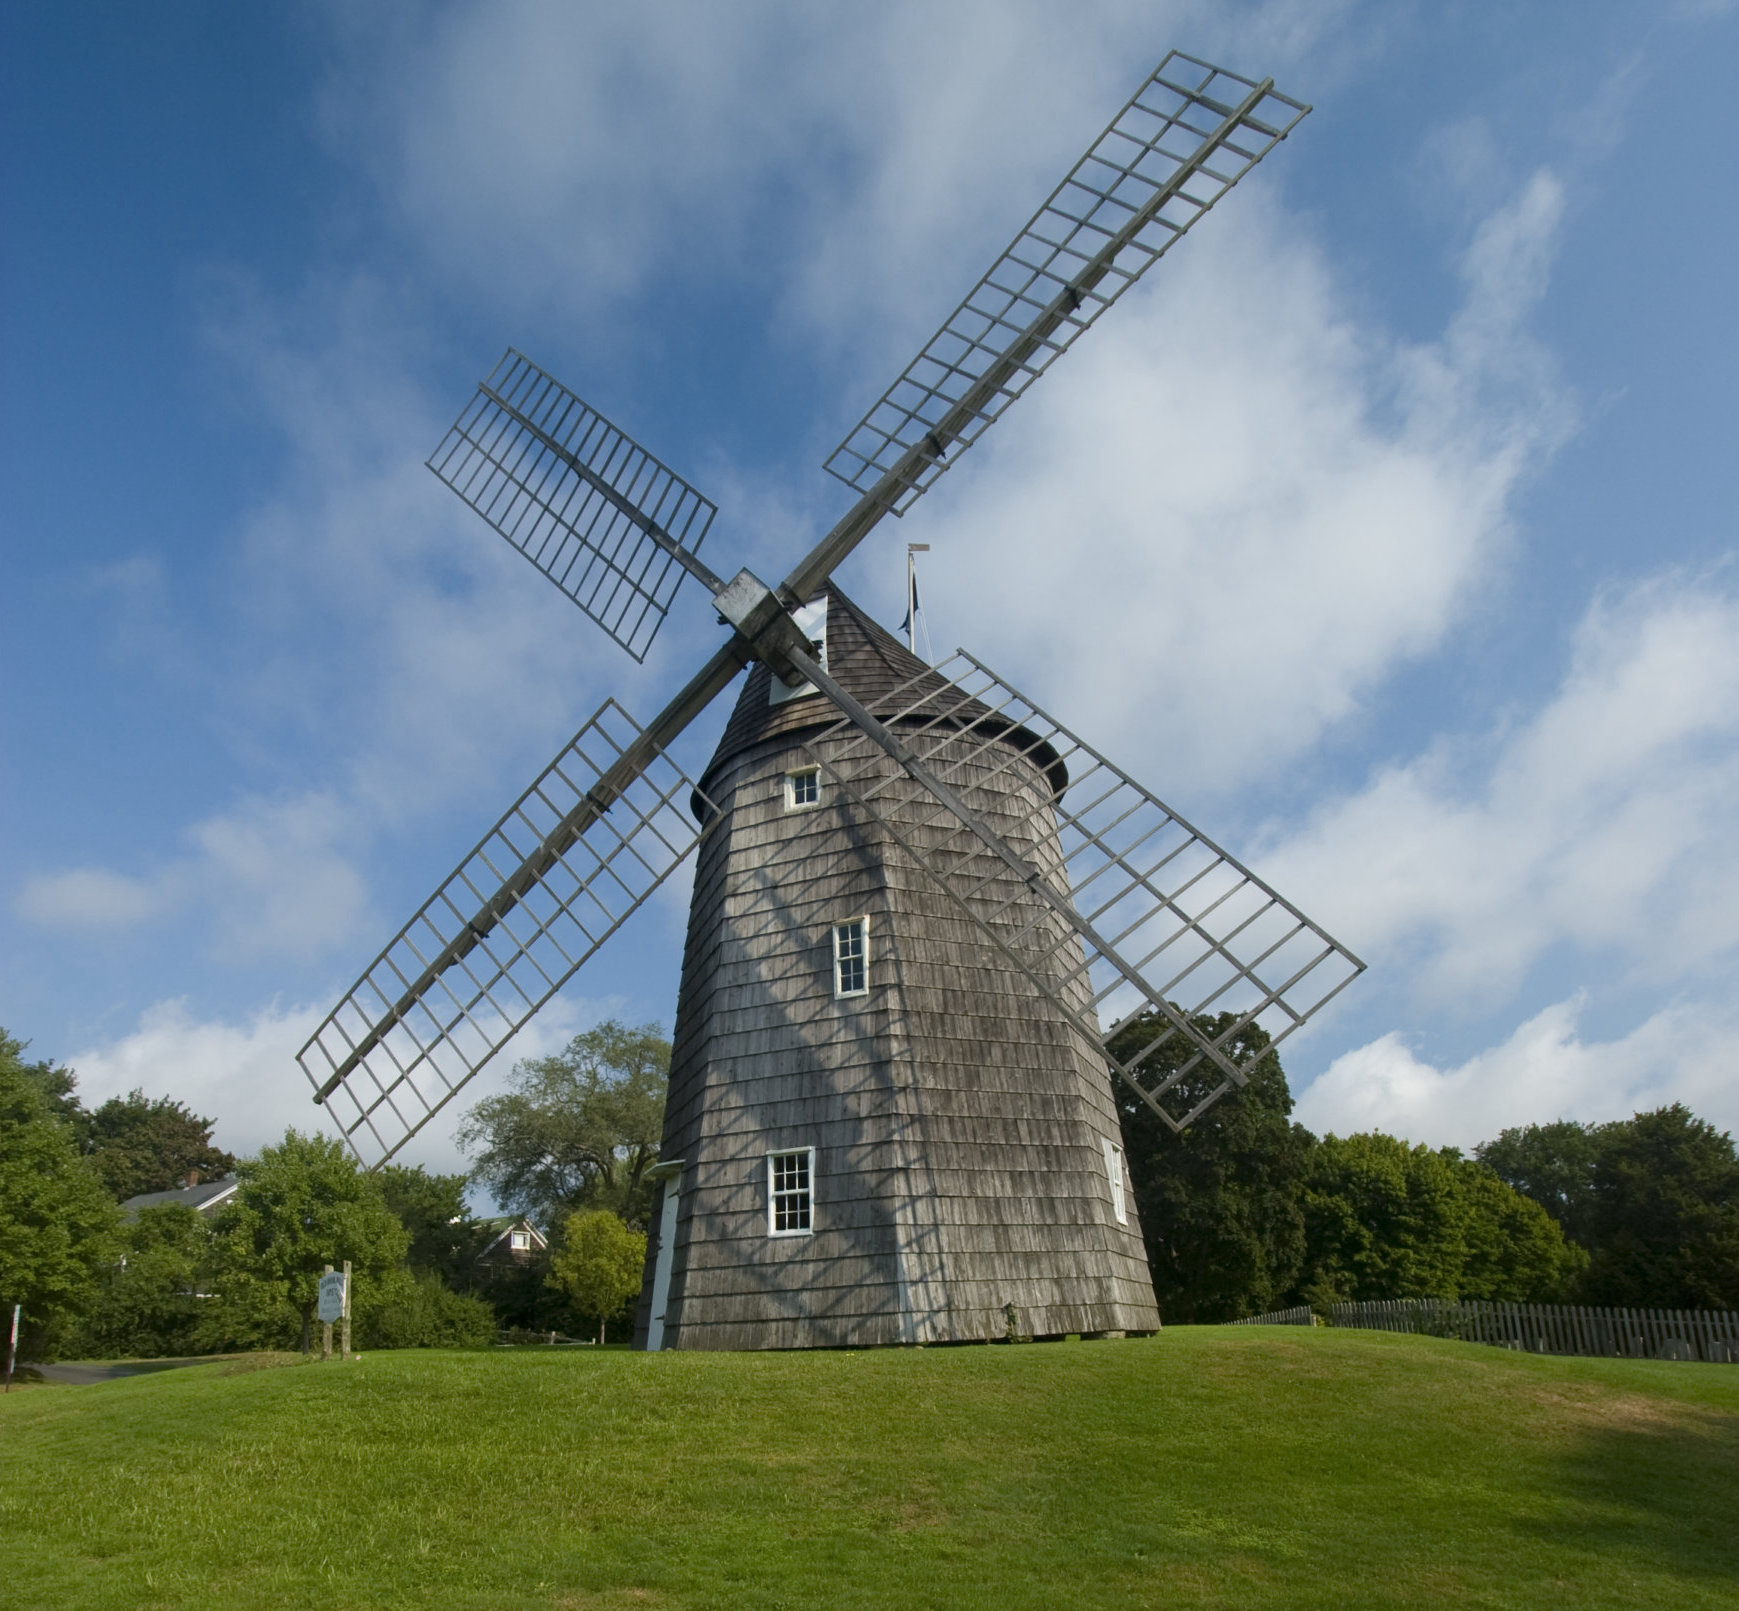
[
  {"left": 823, "top": 53, "right": 1307, "bottom": 517},
  {"left": 798, "top": 650, "right": 1363, "bottom": 1131},
  {"left": 429, "top": 350, "right": 718, "bottom": 662},
  {"left": 298, "top": 698, "right": 718, "bottom": 1166}
]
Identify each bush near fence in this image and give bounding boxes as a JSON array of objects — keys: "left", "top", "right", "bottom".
[{"left": 1325, "top": 1298, "right": 1738, "bottom": 1363}]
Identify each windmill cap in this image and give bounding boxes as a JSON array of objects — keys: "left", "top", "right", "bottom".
[{"left": 692, "top": 583, "right": 1067, "bottom": 819}]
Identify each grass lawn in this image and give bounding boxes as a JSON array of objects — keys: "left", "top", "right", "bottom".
[{"left": 3, "top": 1327, "right": 1736, "bottom": 1610}]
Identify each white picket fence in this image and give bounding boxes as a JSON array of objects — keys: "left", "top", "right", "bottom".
[
  {"left": 1230, "top": 1305, "right": 1315, "bottom": 1327},
  {"left": 1327, "top": 1298, "right": 1739, "bottom": 1363}
]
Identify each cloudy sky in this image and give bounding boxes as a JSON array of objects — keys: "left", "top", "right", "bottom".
[{"left": 5, "top": 1, "right": 1736, "bottom": 1185}]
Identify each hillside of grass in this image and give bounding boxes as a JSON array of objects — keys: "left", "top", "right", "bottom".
[{"left": 3, "top": 1328, "right": 1736, "bottom": 1611}]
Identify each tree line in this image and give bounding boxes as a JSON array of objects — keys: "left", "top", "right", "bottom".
[
  {"left": 1111, "top": 1010, "right": 1739, "bottom": 1321},
  {"left": 7, "top": 1012, "right": 1736, "bottom": 1357},
  {"left": 0, "top": 1023, "right": 660, "bottom": 1362}
]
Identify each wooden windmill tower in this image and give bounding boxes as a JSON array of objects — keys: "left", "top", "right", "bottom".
[{"left": 295, "top": 53, "right": 1364, "bottom": 1349}]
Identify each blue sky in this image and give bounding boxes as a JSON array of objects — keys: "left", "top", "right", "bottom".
[{"left": 4, "top": 0, "right": 1736, "bottom": 1182}]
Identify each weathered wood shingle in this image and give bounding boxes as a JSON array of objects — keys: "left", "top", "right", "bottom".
[{"left": 636, "top": 587, "right": 1159, "bottom": 1350}]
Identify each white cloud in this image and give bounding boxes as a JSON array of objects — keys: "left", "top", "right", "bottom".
[
  {"left": 1262, "top": 570, "right": 1739, "bottom": 1000},
  {"left": 1297, "top": 992, "right": 1739, "bottom": 1148},
  {"left": 67, "top": 991, "right": 620, "bottom": 1185},
  {"left": 908, "top": 166, "right": 1571, "bottom": 796},
  {"left": 17, "top": 866, "right": 166, "bottom": 930},
  {"left": 18, "top": 790, "right": 374, "bottom": 962},
  {"left": 313, "top": 0, "right": 1378, "bottom": 366},
  {"left": 67, "top": 999, "right": 334, "bottom": 1160}
]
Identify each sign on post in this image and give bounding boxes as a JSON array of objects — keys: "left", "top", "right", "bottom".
[
  {"left": 318, "top": 1266, "right": 347, "bottom": 1361},
  {"left": 317, "top": 1268, "right": 347, "bottom": 1324}
]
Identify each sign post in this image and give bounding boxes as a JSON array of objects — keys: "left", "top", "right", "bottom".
[
  {"left": 5, "top": 1303, "right": 19, "bottom": 1392},
  {"left": 318, "top": 1266, "right": 347, "bottom": 1362},
  {"left": 342, "top": 1259, "right": 352, "bottom": 1361}
]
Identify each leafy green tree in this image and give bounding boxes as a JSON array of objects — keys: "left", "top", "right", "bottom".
[
  {"left": 205, "top": 1130, "right": 409, "bottom": 1353},
  {"left": 1294, "top": 1133, "right": 1582, "bottom": 1306},
  {"left": 459, "top": 1021, "right": 669, "bottom": 1229},
  {"left": 81, "top": 1089, "right": 236, "bottom": 1201},
  {"left": 1107, "top": 1011, "right": 1311, "bottom": 1321},
  {"left": 0, "top": 1034, "right": 121, "bottom": 1357},
  {"left": 1294, "top": 1133, "right": 1466, "bottom": 1306},
  {"left": 62, "top": 1203, "right": 211, "bottom": 1360},
  {"left": 1452, "top": 1158, "right": 1587, "bottom": 1302},
  {"left": 1580, "top": 1105, "right": 1739, "bottom": 1309},
  {"left": 377, "top": 1164, "right": 478, "bottom": 1284},
  {"left": 1474, "top": 1119, "right": 1603, "bottom": 1248},
  {"left": 353, "top": 1268, "right": 498, "bottom": 1350},
  {"left": 548, "top": 1209, "right": 647, "bottom": 1343},
  {"left": 2, "top": 1028, "right": 84, "bottom": 1129}
]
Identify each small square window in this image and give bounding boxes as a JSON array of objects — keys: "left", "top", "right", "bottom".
[
  {"left": 785, "top": 768, "right": 821, "bottom": 810},
  {"left": 509, "top": 1230, "right": 531, "bottom": 1251},
  {"left": 768, "top": 1148, "right": 814, "bottom": 1236},
  {"left": 833, "top": 917, "right": 869, "bottom": 997},
  {"left": 1102, "top": 1137, "right": 1128, "bottom": 1225}
]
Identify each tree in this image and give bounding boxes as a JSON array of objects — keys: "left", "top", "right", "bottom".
[
  {"left": 62, "top": 1203, "right": 211, "bottom": 1360},
  {"left": 548, "top": 1209, "right": 646, "bottom": 1343},
  {"left": 0, "top": 1033, "right": 121, "bottom": 1356},
  {"left": 1293, "top": 1133, "right": 1582, "bottom": 1307},
  {"left": 1107, "top": 1011, "right": 1311, "bottom": 1322},
  {"left": 81, "top": 1089, "right": 237, "bottom": 1201},
  {"left": 3, "top": 1028, "right": 84, "bottom": 1128},
  {"left": 459, "top": 1021, "right": 669, "bottom": 1229},
  {"left": 1580, "top": 1104, "right": 1739, "bottom": 1309},
  {"left": 1451, "top": 1157, "right": 1587, "bottom": 1302},
  {"left": 1474, "top": 1119, "right": 1603, "bottom": 1249},
  {"left": 353, "top": 1268, "right": 498, "bottom": 1350},
  {"left": 377, "top": 1164, "right": 478, "bottom": 1285},
  {"left": 205, "top": 1130, "right": 410, "bottom": 1353}
]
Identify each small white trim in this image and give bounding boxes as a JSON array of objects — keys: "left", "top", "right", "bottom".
[
  {"left": 1102, "top": 1137, "right": 1128, "bottom": 1225},
  {"left": 766, "top": 1146, "right": 816, "bottom": 1237},
  {"left": 833, "top": 915, "right": 870, "bottom": 998},
  {"left": 784, "top": 767, "right": 822, "bottom": 811},
  {"left": 646, "top": 1166, "right": 683, "bottom": 1351}
]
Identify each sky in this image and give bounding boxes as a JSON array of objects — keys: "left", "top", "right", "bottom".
[{"left": 4, "top": 0, "right": 1737, "bottom": 1191}]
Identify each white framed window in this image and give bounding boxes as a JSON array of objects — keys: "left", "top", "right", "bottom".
[
  {"left": 1102, "top": 1137, "right": 1128, "bottom": 1225},
  {"left": 833, "top": 917, "right": 869, "bottom": 997},
  {"left": 509, "top": 1230, "right": 531, "bottom": 1251},
  {"left": 784, "top": 768, "right": 821, "bottom": 811},
  {"left": 767, "top": 1147, "right": 815, "bottom": 1236}
]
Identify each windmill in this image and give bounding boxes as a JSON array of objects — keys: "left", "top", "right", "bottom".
[{"left": 297, "top": 52, "right": 1364, "bottom": 1349}]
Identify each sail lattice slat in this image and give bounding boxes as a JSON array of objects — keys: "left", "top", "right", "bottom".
[
  {"left": 823, "top": 52, "right": 1307, "bottom": 515},
  {"left": 298, "top": 699, "right": 716, "bottom": 1167},
  {"left": 429, "top": 349, "right": 715, "bottom": 662},
  {"left": 801, "top": 651, "right": 1362, "bottom": 1130}
]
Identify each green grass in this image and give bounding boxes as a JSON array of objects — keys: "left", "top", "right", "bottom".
[{"left": 4, "top": 1329, "right": 1736, "bottom": 1611}]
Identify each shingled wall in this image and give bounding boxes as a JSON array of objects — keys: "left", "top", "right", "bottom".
[{"left": 633, "top": 588, "right": 1159, "bottom": 1349}]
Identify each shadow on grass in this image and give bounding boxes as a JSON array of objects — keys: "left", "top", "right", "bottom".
[{"left": 1524, "top": 1404, "right": 1739, "bottom": 1583}]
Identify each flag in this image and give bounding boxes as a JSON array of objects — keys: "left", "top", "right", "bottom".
[{"left": 900, "top": 572, "right": 921, "bottom": 636}]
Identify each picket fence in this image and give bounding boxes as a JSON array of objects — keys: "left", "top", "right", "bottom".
[
  {"left": 1231, "top": 1305, "right": 1315, "bottom": 1327},
  {"left": 1326, "top": 1299, "right": 1739, "bottom": 1363}
]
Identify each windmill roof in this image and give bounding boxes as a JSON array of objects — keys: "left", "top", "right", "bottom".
[{"left": 695, "top": 584, "right": 1065, "bottom": 815}]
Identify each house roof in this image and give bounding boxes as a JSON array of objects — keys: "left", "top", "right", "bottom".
[
  {"left": 120, "top": 1176, "right": 240, "bottom": 1217},
  {"left": 475, "top": 1214, "right": 548, "bottom": 1262}
]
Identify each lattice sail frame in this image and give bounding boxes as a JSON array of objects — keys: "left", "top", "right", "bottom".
[
  {"left": 298, "top": 700, "right": 717, "bottom": 1167},
  {"left": 824, "top": 53, "right": 1307, "bottom": 515},
  {"left": 428, "top": 349, "right": 716, "bottom": 662},
  {"left": 799, "top": 652, "right": 1363, "bottom": 1130}
]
